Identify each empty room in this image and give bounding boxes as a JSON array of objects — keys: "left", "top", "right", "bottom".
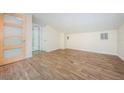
[{"left": 0, "top": 13, "right": 124, "bottom": 80}]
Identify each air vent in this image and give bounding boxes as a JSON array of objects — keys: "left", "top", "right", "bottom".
[{"left": 100, "top": 33, "right": 108, "bottom": 40}]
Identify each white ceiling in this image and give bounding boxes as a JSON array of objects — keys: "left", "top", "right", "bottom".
[{"left": 33, "top": 13, "right": 124, "bottom": 33}]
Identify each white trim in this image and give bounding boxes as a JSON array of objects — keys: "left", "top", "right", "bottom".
[{"left": 118, "top": 54, "right": 124, "bottom": 61}]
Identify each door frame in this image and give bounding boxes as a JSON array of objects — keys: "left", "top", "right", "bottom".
[{"left": 0, "top": 14, "right": 4, "bottom": 63}]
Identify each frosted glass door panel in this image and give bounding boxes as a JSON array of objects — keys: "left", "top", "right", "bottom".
[
  {"left": 4, "top": 48, "right": 22, "bottom": 58},
  {"left": 4, "top": 26, "right": 22, "bottom": 37},
  {"left": 4, "top": 37, "right": 23, "bottom": 46},
  {"left": 4, "top": 15, "right": 23, "bottom": 25}
]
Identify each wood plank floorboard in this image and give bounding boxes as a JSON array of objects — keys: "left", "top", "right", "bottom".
[{"left": 0, "top": 49, "right": 124, "bottom": 80}]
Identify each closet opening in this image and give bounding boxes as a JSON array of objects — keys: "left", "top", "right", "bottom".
[{"left": 32, "top": 24, "right": 41, "bottom": 55}]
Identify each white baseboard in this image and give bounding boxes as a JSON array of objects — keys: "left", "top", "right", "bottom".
[
  {"left": 46, "top": 48, "right": 60, "bottom": 52},
  {"left": 118, "top": 55, "right": 124, "bottom": 61}
]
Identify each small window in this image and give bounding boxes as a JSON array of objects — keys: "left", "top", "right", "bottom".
[{"left": 100, "top": 33, "right": 108, "bottom": 40}]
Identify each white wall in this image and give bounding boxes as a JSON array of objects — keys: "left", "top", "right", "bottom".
[
  {"left": 118, "top": 25, "right": 124, "bottom": 60},
  {"left": 65, "top": 30, "right": 117, "bottom": 55},
  {"left": 41, "top": 25, "right": 61, "bottom": 52},
  {"left": 59, "top": 33, "right": 65, "bottom": 49}
]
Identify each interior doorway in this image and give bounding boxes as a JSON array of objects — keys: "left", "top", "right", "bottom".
[{"left": 32, "top": 24, "right": 41, "bottom": 52}]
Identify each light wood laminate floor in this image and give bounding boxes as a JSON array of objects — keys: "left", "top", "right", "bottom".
[{"left": 0, "top": 49, "right": 124, "bottom": 80}]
